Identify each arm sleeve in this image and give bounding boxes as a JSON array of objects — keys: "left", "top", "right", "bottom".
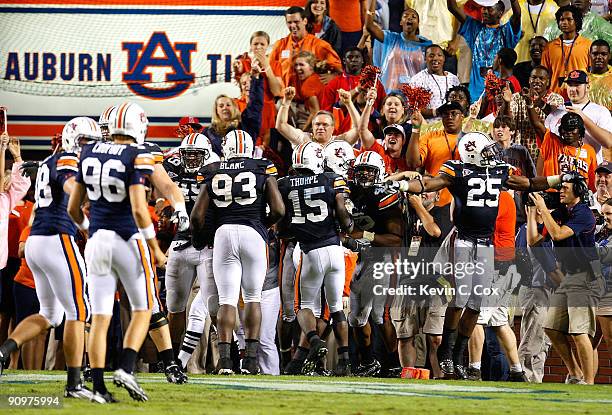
[
  {"left": 130, "top": 149, "right": 155, "bottom": 186},
  {"left": 7, "top": 162, "right": 31, "bottom": 210},
  {"left": 241, "top": 75, "right": 264, "bottom": 140}
]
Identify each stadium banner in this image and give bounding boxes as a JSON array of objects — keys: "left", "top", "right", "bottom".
[{"left": 0, "top": 1, "right": 292, "bottom": 149}]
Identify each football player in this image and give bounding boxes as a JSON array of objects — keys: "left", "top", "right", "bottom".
[
  {"left": 99, "top": 105, "right": 188, "bottom": 384},
  {"left": 0, "top": 118, "right": 99, "bottom": 398},
  {"left": 388, "top": 131, "right": 577, "bottom": 379},
  {"left": 190, "top": 130, "right": 284, "bottom": 375},
  {"left": 278, "top": 142, "right": 353, "bottom": 375},
  {"left": 345, "top": 151, "right": 404, "bottom": 377},
  {"left": 68, "top": 102, "right": 166, "bottom": 402},
  {"left": 165, "top": 133, "right": 219, "bottom": 362}
]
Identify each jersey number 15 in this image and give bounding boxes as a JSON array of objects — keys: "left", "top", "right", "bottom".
[{"left": 288, "top": 186, "right": 328, "bottom": 224}]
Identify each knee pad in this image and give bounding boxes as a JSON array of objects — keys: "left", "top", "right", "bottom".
[
  {"left": 41, "top": 308, "right": 64, "bottom": 328},
  {"left": 149, "top": 312, "right": 169, "bottom": 331},
  {"left": 330, "top": 310, "right": 347, "bottom": 325}
]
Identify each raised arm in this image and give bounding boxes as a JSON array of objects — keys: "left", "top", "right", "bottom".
[
  {"left": 276, "top": 87, "right": 309, "bottom": 147},
  {"left": 393, "top": 173, "right": 452, "bottom": 193},
  {"left": 365, "top": 0, "right": 385, "bottom": 43},
  {"left": 406, "top": 111, "right": 424, "bottom": 169},
  {"left": 336, "top": 88, "right": 362, "bottom": 145},
  {"left": 447, "top": 0, "right": 466, "bottom": 25},
  {"left": 357, "top": 88, "right": 378, "bottom": 149},
  {"left": 254, "top": 50, "right": 284, "bottom": 98},
  {"left": 509, "top": 0, "right": 522, "bottom": 33}
]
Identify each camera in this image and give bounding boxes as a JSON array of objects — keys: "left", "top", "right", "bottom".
[{"left": 523, "top": 191, "right": 561, "bottom": 210}]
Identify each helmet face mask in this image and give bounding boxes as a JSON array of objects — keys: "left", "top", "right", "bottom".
[
  {"left": 180, "top": 148, "right": 206, "bottom": 173},
  {"left": 354, "top": 165, "right": 380, "bottom": 188},
  {"left": 62, "top": 117, "right": 103, "bottom": 154},
  {"left": 323, "top": 140, "right": 356, "bottom": 177},
  {"left": 481, "top": 142, "right": 500, "bottom": 166}
]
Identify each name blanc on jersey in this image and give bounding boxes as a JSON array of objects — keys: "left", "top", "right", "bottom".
[{"left": 220, "top": 161, "right": 245, "bottom": 170}]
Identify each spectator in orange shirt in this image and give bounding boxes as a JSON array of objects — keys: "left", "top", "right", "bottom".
[
  {"left": 12, "top": 226, "right": 46, "bottom": 370},
  {"left": 358, "top": 89, "right": 411, "bottom": 174},
  {"left": 233, "top": 31, "right": 285, "bottom": 147},
  {"left": 305, "top": 0, "right": 342, "bottom": 56},
  {"left": 405, "top": 101, "right": 464, "bottom": 206},
  {"left": 537, "top": 112, "right": 597, "bottom": 190},
  {"left": 541, "top": 5, "right": 592, "bottom": 95},
  {"left": 269, "top": 6, "right": 342, "bottom": 89},
  {"left": 294, "top": 51, "right": 326, "bottom": 131},
  {"left": 328, "top": 0, "right": 365, "bottom": 54}
]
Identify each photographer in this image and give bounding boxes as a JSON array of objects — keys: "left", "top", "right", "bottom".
[
  {"left": 516, "top": 199, "right": 564, "bottom": 383},
  {"left": 530, "top": 174, "right": 598, "bottom": 384}
]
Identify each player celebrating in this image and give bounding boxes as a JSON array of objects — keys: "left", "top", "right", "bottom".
[
  {"left": 345, "top": 151, "right": 404, "bottom": 377},
  {"left": 387, "top": 131, "right": 578, "bottom": 378},
  {"left": 68, "top": 102, "right": 166, "bottom": 403},
  {"left": 164, "top": 133, "right": 219, "bottom": 361},
  {"left": 278, "top": 142, "right": 353, "bottom": 375},
  {"left": 0, "top": 118, "right": 99, "bottom": 398},
  {"left": 190, "top": 130, "right": 285, "bottom": 375}
]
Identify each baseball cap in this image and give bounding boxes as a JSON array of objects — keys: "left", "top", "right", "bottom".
[
  {"left": 565, "top": 70, "right": 589, "bottom": 85},
  {"left": 179, "top": 116, "right": 202, "bottom": 128},
  {"left": 474, "top": 0, "right": 511, "bottom": 11},
  {"left": 596, "top": 161, "right": 612, "bottom": 174},
  {"left": 383, "top": 124, "right": 405, "bottom": 137},
  {"left": 437, "top": 101, "right": 464, "bottom": 115}
]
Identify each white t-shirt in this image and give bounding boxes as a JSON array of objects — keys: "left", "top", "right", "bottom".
[
  {"left": 544, "top": 100, "right": 612, "bottom": 162},
  {"left": 409, "top": 69, "right": 460, "bottom": 121}
]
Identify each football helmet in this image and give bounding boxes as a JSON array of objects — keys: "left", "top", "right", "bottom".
[
  {"left": 323, "top": 140, "right": 356, "bottom": 177},
  {"left": 179, "top": 133, "right": 213, "bottom": 173},
  {"left": 62, "top": 117, "right": 103, "bottom": 153},
  {"left": 98, "top": 105, "right": 117, "bottom": 141},
  {"left": 458, "top": 132, "right": 499, "bottom": 167},
  {"left": 292, "top": 141, "right": 324, "bottom": 174},
  {"left": 351, "top": 151, "right": 386, "bottom": 187},
  {"left": 222, "top": 130, "right": 254, "bottom": 160},
  {"left": 108, "top": 102, "right": 148, "bottom": 144}
]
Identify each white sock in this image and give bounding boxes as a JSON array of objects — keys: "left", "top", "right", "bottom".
[
  {"left": 510, "top": 363, "right": 522, "bottom": 372},
  {"left": 469, "top": 361, "right": 481, "bottom": 370}
]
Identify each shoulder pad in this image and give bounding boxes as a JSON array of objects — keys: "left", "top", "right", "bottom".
[
  {"left": 56, "top": 152, "right": 79, "bottom": 172},
  {"left": 378, "top": 190, "right": 401, "bottom": 210}
]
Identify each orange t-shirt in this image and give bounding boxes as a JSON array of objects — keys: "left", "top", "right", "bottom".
[
  {"left": 298, "top": 73, "right": 325, "bottom": 108},
  {"left": 364, "top": 140, "right": 408, "bottom": 175},
  {"left": 541, "top": 36, "right": 592, "bottom": 95},
  {"left": 419, "top": 130, "right": 461, "bottom": 206},
  {"left": 13, "top": 226, "right": 34, "bottom": 289},
  {"left": 343, "top": 250, "right": 358, "bottom": 297},
  {"left": 269, "top": 33, "right": 342, "bottom": 88},
  {"left": 329, "top": 0, "right": 362, "bottom": 32},
  {"left": 540, "top": 130, "right": 597, "bottom": 190},
  {"left": 494, "top": 191, "right": 516, "bottom": 262},
  {"left": 7, "top": 200, "right": 34, "bottom": 259}
]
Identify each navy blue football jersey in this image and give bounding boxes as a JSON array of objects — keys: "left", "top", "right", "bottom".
[
  {"left": 348, "top": 183, "right": 401, "bottom": 235},
  {"left": 164, "top": 153, "right": 206, "bottom": 241},
  {"left": 77, "top": 142, "right": 154, "bottom": 240},
  {"left": 439, "top": 160, "right": 513, "bottom": 239},
  {"left": 204, "top": 158, "right": 277, "bottom": 241},
  {"left": 30, "top": 152, "right": 79, "bottom": 236},
  {"left": 278, "top": 172, "right": 348, "bottom": 253},
  {"left": 142, "top": 141, "right": 164, "bottom": 165}
]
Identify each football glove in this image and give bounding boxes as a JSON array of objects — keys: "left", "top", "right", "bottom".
[{"left": 171, "top": 208, "right": 190, "bottom": 233}]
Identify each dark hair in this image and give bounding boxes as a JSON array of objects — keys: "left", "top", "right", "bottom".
[
  {"left": 493, "top": 115, "right": 516, "bottom": 131},
  {"left": 445, "top": 85, "right": 471, "bottom": 106},
  {"left": 531, "top": 64, "right": 550, "bottom": 75},
  {"left": 285, "top": 6, "right": 306, "bottom": 18},
  {"left": 343, "top": 47, "right": 367, "bottom": 62},
  {"left": 591, "top": 39, "right": 610, "bottom": 51},
  {"left": 496, "top": 48, "right": 518, "bottom": 69},
  {"left": 425, "top": 44, "right": 445, "bottom": 55},
  {"left": 529, "top": 36, "right": 548, "bottom": 45},
  {"left": 555, "top": 5, "right": 583, "bottom": 33},
  {"left": 304, "top": 0, "right": 330, "bottom": 33},
  {"left": 495, "top": 0, "right": 505, "bottom": 13}
]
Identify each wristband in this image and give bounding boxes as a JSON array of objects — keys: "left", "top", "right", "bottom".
[
  {"left": 76, "top": 216, "right": 89, "bottom": 231},
  {"left": 547, "top": 175, "right": 561, "bottom": 187},
  {"left": 139, "top": 223, "right": 156, "bottom": 240},
  {"left": 174, "top": 202, "right": 186, "bottom": 213},
  {"left": 156, "top": 198, "right": 166, "bottom": 205},
  {"left": 399, "top": 180, "right": 410, "bottom": 192},
  {"left": 363, "top": 231, "right": 375, "bottom": 242}
]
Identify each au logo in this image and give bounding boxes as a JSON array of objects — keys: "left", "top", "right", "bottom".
[{"left": 123, "top": 32, "right": 196, "bottom": 100}]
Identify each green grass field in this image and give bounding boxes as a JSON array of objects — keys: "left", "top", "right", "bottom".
[{"left": 1, "top": 371, "right": 610, "bottom": 415}]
